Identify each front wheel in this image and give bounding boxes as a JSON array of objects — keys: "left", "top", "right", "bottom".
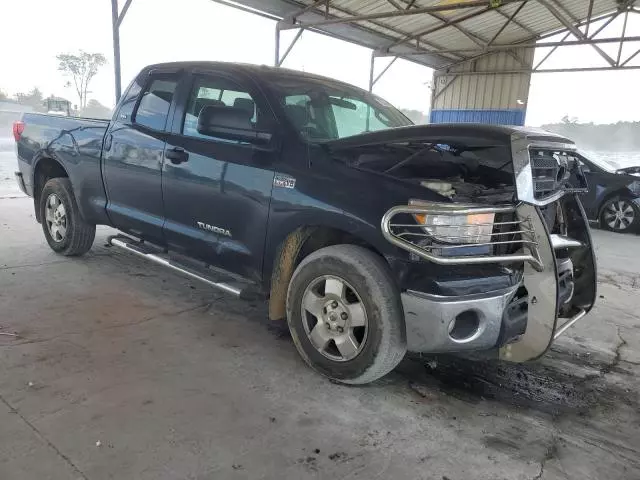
[
  {"left": 40, "top": 178, "right": 96, "bottom": 256},
  {"left": 599, "top": 196, "right": 639, "bottom": 233},
  {"left": 286, "top": 245, "right": 406, "bottom": 384}
]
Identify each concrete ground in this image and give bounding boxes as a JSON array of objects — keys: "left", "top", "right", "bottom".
[{"left": 1, "top": 174, "right": 639, "bottom": 479}]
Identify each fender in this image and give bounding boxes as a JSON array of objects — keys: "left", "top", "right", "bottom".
[
  {"left": 264, "top": 207, "right": 399, "bottom": 321},
  {"left": 30, "top": 130, "right": 110, "bottom": 226}
]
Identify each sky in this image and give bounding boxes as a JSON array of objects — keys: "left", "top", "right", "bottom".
[{"left": 1, "top": 0, "right": 639, "bottom": 126}]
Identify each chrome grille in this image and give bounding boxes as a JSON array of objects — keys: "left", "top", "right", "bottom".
[
  {"left": 530, "top": 150, "right": 572, "bottom": 201},
  {"left": 381, "top": 203, "right": 541, "bottom": 267}
]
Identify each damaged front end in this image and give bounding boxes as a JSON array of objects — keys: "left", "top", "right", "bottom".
[{"left": 377, "top": 131, "right": 596, "bottom": 362}]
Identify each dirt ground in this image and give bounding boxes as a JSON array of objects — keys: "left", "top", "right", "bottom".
[{"left": 1, "top": 193, "right": 639, "bottom": 480}]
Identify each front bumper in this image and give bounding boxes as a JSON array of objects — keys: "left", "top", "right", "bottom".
[
  {"left": 403, "top": 285, "right": 521, "bottom": 353},
  {"left": 401, "top": 195, "right": 596, "bottom": 361}
]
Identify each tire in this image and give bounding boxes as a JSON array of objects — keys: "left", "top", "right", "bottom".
[
  {"left": 286, "top": 244, "right": 406, "bottom": 384},
  {"left": 40, "top": 178, "right": 95, "bottom": 256},
  {"left": 599, "top": 196, "right": 639, "bottom": 233}
]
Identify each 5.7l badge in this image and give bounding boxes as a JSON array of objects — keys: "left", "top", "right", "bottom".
[{"left": 273, "top": 174, "right": 296, "bottom": 189}]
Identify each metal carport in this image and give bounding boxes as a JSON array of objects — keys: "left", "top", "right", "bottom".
[{"left": 110, "top": 0, "right": 640, "bottom": 125}]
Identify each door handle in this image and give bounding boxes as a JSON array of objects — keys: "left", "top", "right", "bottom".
[{"left": 165, "top": 147, "right": 189, "bottom": 164}]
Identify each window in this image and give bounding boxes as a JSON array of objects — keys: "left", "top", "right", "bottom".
[
  {"left": 266, "top": 73, "right": 412, "bottom": 141},
  {"left": 182, "top": 75, "right": 259, "bottom": 139},
  {"left": 116, "top": 77, "right": 143, "bottom": 122},
  {"left": 134, "top": 77, "right": 177, "bottom": 131},
  {"left": 330, "top": 96, "right": 391, "bottom": 139}
]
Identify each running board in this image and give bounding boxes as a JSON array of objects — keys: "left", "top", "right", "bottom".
[{"left": 108, "top": 236, "right": 244, "bottom": 297}]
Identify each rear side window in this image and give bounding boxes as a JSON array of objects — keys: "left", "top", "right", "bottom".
[
  {"left": 134, "top": 77, "right": 178, "bottom": 131},
  {"left": 116, "top": 78, "right": 143, "bottom": 122},
  {"left": 182, "top": 75, "right": 259, "bottom": 139}
]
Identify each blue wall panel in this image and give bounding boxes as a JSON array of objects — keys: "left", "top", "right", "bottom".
[{"left": 430, "top": 109, "right": 526, "bottom": 126}]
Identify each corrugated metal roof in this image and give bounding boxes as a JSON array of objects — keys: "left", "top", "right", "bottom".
[{"left": 228, "top": 0, "right": 635, "bottom": 70}]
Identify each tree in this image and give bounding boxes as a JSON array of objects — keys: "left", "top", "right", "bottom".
[
  {"left": 0, "top": 89, "right": 8, "bottom": 101},
  {"left": 400, "top": 108, "right": 428, "bottom": 124},
  {"left": 57, "top": 51, "right": 107, "bottom": 110},
  {"left": 561, "top": 114, "right": 579, "bottom": 125},
  {"left": 14, "top": 87, "right": 45, "bottom": 111},
  {"left": 80, "top": 99, "right": 113, "bottom": 119}
]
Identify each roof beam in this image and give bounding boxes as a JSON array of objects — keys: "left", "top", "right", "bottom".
[
  {"left": 284, "top": 0, "right": 328, "bottom": 23},
  {"left": 429, "top": 11, "right": 488, "bottom": 47},
  {"left": 432, "top": 75, "right": 460, "bottom": 102},
  {"left": 617, "top": 11, "right": 630, "bottom": 66},
  {"left": 371, "top": 56, "right": 399, "bottom": 88},
  {"left": 388, "top": 0, "right": 488, "bottom": 47},
  {"left": 488, "top": 1, "right": 528, "bottom": 46},
  {"left": 115, "top": 0, "right": 134, "bottom": 28},
  {"left": 493, "top": 5, "right": 537, "bottom": 37},
  {"left": 585, "top": 0, "right": 595, "bottom": 36},
  {"left": 385, "top": 6, "right": 494, "bottom": 49},
  {"left": 587, "top": 0, "right": 636, "bottom": 39},
  {"left": 435, "top": 9, "right": 629, "bottom": 71},
  {"left": 396, "top": 36, "right": 640, "bottom": 56},
  {"left": 537, "top": 0, "right": 617, "bottom": 66},
  {"left": 276, "top": 27, "right": 304, "bottom": 66},
  {"left": 505, "top": 49, "right": 528, "bottom": 67},
  {"left": 279, "top": 0, "right": 463, "bottom": 61},
  {"left": 621, "top": 46, "right": 640, "bottom": 66},
  {"left": 278, "top": 0, "right": 523, "bottom": 30},
  {"left": 533, "top": 31, "right": 571, "bottom": 70},
  {"left": 434, "top": 65, "right": 640, "bottom": 76}
]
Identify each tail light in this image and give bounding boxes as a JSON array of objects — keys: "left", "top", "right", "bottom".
[{"left": 12, "top": 121, "right": 25, "bottom": 142}]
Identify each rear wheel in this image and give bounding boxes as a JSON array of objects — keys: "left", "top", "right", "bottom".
[
  {"left": 286, "top": 245, "right": 406, "bottom": 384},
  {"left": 40, "top": 178, "right": 95, "bottom": 256},
  {"left": 599, "top": 196, "right": 639, "bottom": 233}
]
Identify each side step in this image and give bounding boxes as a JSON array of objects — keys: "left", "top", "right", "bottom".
[{"left": 108, "top": 235, "right": 251, "bottom": 297}]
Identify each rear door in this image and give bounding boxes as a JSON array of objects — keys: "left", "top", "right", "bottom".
[
  {"left": 102, "top": 70, "right": 181, "bottom": 243},
  {"left": 162, "top": 69, "right": 277, "bottom": 280}
]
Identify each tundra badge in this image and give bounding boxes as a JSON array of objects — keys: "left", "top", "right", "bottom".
[{"left": 197, "top": 222, "right": 232, "bottom": 237}]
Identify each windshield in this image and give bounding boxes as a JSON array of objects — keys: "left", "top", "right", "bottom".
[
  {"left": 264, "top": 73, "right": 413, "bottom": 141},
  {"left": 579, "top": 150, "right": 617, "bottom": 173}
]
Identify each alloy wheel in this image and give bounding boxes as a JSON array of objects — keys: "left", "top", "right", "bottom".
[
  {"left": 300, "top": 275, "right": 368, "bottom": 362},
  {"left": 603, "top": 199, "right": 635, "bottom": 231},
  {"left": 45, "top": 194, "right": 67, "bottom": 242}
]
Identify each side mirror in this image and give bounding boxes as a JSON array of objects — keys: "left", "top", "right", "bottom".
[{"left": 197, "top": 105, "right": 272, "bottom": 146}]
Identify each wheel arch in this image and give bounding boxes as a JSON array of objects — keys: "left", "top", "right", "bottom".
[
  {"left": 32, "top": 156, "right": 70, "bottom": 223},
  {"left": 266, "top": 224, "right": 390, "bottom": 321},
  {"left": 597, "top": 189, "right": 637, "bottom": 219}
]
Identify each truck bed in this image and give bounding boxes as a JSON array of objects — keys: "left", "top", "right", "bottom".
[{"left": 16, "top": 113, "right": 109, "bottom": 224}]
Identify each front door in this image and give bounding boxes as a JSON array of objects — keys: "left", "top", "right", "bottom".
[
  {"left": 162, "top": 71, "right": 276, "bottom": 280},
  {"left": 103, "top": 71, "right": 180, "bottom": 243}
]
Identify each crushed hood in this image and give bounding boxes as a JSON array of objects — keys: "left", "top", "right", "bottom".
[{"left": 322, "top": 123, "right": 573, "bottom": 151}]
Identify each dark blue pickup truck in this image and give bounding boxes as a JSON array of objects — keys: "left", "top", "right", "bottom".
[{"left": 13, "top": 61, "right": 596, "bottom": 384}]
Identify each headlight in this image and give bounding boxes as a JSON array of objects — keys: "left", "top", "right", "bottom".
[{"left": 409, "top": 199, "right": 495, "bottom": 244}]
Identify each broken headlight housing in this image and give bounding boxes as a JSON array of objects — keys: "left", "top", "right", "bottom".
[{"left": 409, "top": 199, "right": 495, "bottom": 244}]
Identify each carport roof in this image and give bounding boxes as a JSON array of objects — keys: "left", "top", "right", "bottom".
[{"left": 222, "top": 0, "right": 639, "bottom": 70}]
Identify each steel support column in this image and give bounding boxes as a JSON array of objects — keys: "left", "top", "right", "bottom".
[
  {"left": 368, "top": 53, "right": 375, "bottom": 92},
  {"left": 274, "top": 27, "right": 280, "bottom": 67},
  {"left": 111, "top": 0, "right": 134, "bottom": 103},
  {"left": 111, "top": 0, "right": 122, "bottom": 103}
]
